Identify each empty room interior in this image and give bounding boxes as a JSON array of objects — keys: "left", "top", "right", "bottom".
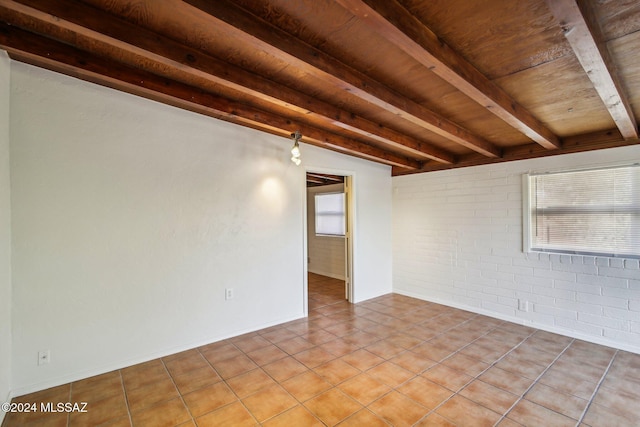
[{"left": 1, "top": 0, "right": 640, "bottom": 426}]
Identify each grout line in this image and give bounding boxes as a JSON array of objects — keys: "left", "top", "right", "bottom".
[
  {"left": 574, "top": 349, "right": 618, "bottom": 427},
  {"left": 118, "top": 370, "right": 134, "bottom": 427},
  {"left": 492, "top": 338, "right": 576, "bottom": 427},
  {"left": 159, "top": 357, "right": 198, "bottom": 425},
  {"left": 196, "top": 343, "right": 261, "bottom": 425},
  {"left": 414, "top": 322, "right": 539, "bottom": 425}
]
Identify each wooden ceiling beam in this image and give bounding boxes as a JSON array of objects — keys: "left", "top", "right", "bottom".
[
  {"left": 183, "top": 0, "right": 501, "bottom": 158},
  {"left": 545, "top": 0, "right": 638, "bottom": 140},
  {"left": 0, "top": 23, "right": 421, "bottom": 170},
  {"left": 307, "top": 173, "right": 344, "bottom": 183},
  {"left": 335, "top": 0, "right": 561, "bottom": 150},
  {"left": 1, "top": 0, "right": 454, "bottom": 165},
  {"left": 395, "top": 128, "right": 635, "bottom": 175}
]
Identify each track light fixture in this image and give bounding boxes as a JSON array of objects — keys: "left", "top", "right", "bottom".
[{"left": 290, "top": 130, "right": 302, "bottom": 165}]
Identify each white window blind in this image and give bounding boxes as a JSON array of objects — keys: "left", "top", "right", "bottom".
[
  {"left": 524, "top": 164, "right": 640, "bottom": 258},
  {"left": 315, "top": 192, "right": 345, "bottom": 236}
]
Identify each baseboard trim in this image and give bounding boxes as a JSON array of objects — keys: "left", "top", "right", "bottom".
[
  {"left": 394, "top": 288, "right": 640, "bottom": 355},
  {"left": 308, "top": 268, "right": 345, "bottom": 281},
  {"left": 1, "top": 389, "right": 12, "bottom": 424},
  {"left": 11, "top": 312, "right": 304, "bottom": 397}
]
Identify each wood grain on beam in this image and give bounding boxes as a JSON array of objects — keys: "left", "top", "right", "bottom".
[
  {"left": 183, "top": 0, "right": 501, "bottom": 158},
  {"left": 395, "top": 128, "right": 634, "bottom": 175},
  {"left": 545, "top": 0, "right": 638, "bottom": 140},
  {"left": 1, "top": 0, "right": 454, "bottom": 164},
  {"left": 0, "top": 23, "right": 420, "bottom": 170},
  {"left": 335, "top": 0, "right": 561, "bottom": 150}
]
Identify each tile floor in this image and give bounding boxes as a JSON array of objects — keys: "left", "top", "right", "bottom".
[{"left": 4, "top": 273, "right": 640, "bottom": 426}]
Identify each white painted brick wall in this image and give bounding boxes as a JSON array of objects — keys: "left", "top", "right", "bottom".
[{"left": 392, "top": 146, "right": 640, "bottom": 353}]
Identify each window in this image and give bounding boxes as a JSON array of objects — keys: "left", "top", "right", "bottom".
[
  {"left": 524, "top": 164, "right": 640, "bottom": 258},
  {"left": 315, "top": 192, "right": 345, "bottom": 236}
]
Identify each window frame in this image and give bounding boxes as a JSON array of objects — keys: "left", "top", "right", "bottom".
[
  {"left": 522, "top": 163, "right": 640, "bottom": 259},
  {"left": 314, "top": 191, "right": 346, "bottom": 237}
]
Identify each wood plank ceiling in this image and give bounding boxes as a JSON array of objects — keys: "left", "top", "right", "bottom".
[{"left": 0, "top": 0, "right": 638, "bottom": 175}]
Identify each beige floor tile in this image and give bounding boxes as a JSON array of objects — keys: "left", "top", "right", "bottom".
[
  {"left": 319, "top": 338, "right": 360, "bottom": 357},
  {"left": 130, "top": 397, "right": 191, "bottom": 427},
  {"left": 337, "top": 409, "right": 389, "bottom": 426},
  {"left": 121, "top": 360, "right": 170, "bottom": 392},
  {"left": 340, "top": 349, "right": 385, "bottom": 371},
  {"left": 414, "top": 412, "right": 456, "bottom": 426},
  {"left": 479, "top": 366, "right": 534, "bottom": 396},
  {"left": 194, "top": 401, "right": 256, "bottom": 427},
  {"left": 262, "top": 405, "right": 324, "bottom": 427},
  {"left": 592, "top": 384, "right": 640, "bottom": 420},
  {"left": 304, "top": 388, "right": 363, "bottom": 426},
  {"left": 389, "top": 350, "right": 437, "bottom": 374},
  {"left": 233, "top": 334, "right": 271, "bottom": 353},
  {"left": 495, "top": 353, "right": 548, "bottom": 380},
  {"left": 281, "top": 370, "right": 333, "bottom": 402},
  {"left": 507, "top": 399, "right": 576, "bottom": 427},
  {"left": 397, "top": 376, "right": 453, "bottom": 409},
  {"left": 539, "top": 366, "right": 598, "bottom": 400},
  {"left": 582, "top": 402, "right": 640, "bottom": 426},
  {"left": 212, "top": 354, "right": 258, "bottom": 379},
  {"left": 70, "top": 371, "right": 123, "bottom": 403},
  {"left": 246, "top": 344, "right": 289, "bottom": 366},
  {"left": 422, "top": 364, "right": 473, "bottom": 392},
  {"left": 225, "top": 368, "right": 276, "bottom": 398},
  {"left": 338, "top": 373, "right": 392, "bottom": 405},
  {"left": 259, "top": 326, "right": 299, "bottom": 344},
  {"left": 126, "top": 376, "right": 179, "bottom": 413},
  {"left": 262, "top": 356, "right": 309, "bottom": 382},
  {"left": 68, "top": 393, "right": 128, "bottom": 426},
  {"left": 303, "top": 329, "right": 339, "bottom": 345},
  {"left": 275, "top": 336, "right": 315, "bottom": 355},
  {"left": 171, "top": 365, "right": 221, "bottom": 395},
  {"left": 436, "top": 395, "right": 502, "bottom": 427},
  {"left": 369, "top": 390, "right": 429, "bottom": 426},
  {"left": 200, "top": 343, "right": 243, "bottom": 365},
  {"left": 164, "top": 353, "right": 210, "bottom": 378},
  {"left": 242, "top": 384, "right": 298, "bottom": 422},
  {"left": 294, "top": 346, "right": 336, "bottom": 368},
  {"left": 525, "top": 382, "right": 588, "bottom": 420},
  {"left": 182, "top": 382, "right": 237, "bottom": 418},
  {"left": 366, "top": 360, "right": 415, "bottom": 387},
  {"left": 314, "top": 358, "right": 360, "bottom": 385},
  {"left": 460, "top": 380, "right": 519, "bottom": 415}
]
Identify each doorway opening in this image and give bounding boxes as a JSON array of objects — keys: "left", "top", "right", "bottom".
[{"left": 305, "top": 172, "right": 354, "bottom": 313}]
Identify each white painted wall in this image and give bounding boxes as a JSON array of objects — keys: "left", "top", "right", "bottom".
[
  {"left": 0, "top": 51, "right": 12, "bottom": 421},
  {"left": 307, "top": 183, "right": 346, "bottom": 280},
  {"left": 9, "top": 60, "right": 393, "bottom": 395},
  {"left": 393, "top": 145, "right": 640, "bottom": 353}
]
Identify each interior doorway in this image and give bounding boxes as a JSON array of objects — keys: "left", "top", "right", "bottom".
[{"left": 305, "top": 172, "right": 354, "bottom": 310}]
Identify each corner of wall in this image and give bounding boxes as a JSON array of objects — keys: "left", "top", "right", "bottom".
[{"left": 0, "top": 49, "right": 13, "bottom": 421}]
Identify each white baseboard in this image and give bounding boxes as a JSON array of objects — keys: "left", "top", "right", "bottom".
[
  {"left": 394, "top": 288, "right": 640, "bottom": 355},
  {"left": 11, "top": 313, "right": 304, "bottom": 397},
  {"left": 308, "top": 268, "right": 345, "bottom": 281},
  {"left": 1, "top": 389, "right": 11, "bottom": 424}
]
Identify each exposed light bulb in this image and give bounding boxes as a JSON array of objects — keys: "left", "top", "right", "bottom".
[
  {"left": 291, "top": 143, "right": 300, "bottom": 157},
  {"left": 290, "top": 130, "right": 302, "bottom": 165}
]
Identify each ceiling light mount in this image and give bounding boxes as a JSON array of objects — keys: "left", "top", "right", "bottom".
[{"left": 290, "top": 130, "right": 302, "bottom": 165}]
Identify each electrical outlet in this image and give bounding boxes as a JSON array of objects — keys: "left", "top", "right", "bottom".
[
  {"left": 518, "top": 299, "right": 531, "bottom": 312},
  {"left": 38, "top": 350, "right": 51, "bottom": 366},
  {"left": 225, "top": 288, "right": 234, "bottom": 300}
]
